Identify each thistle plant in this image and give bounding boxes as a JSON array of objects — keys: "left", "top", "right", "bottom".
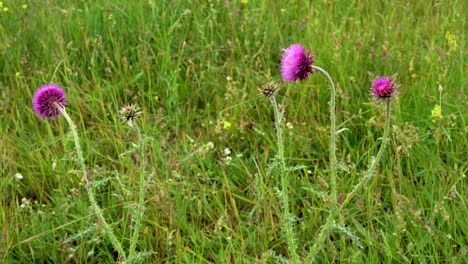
[
  {"left": 266, "top": 44, "right": 399, "bottom": 262},
  {"left": 264, "top": 44, "right": 339, "bottom": 263},
  {"left": 260, "top": 80, "right": 299, "bottom": 263},
  {"left": 307, "top": 76, "right": 399, "bottom": 261},
  {"left": 281, "top": 44, "right": 339, "bottom": 207},
  {"left": 32, "top": 84, "right": 127, "bottom": 261},
  {"left": 118, "top": 103, "right": 150, "bottom": 261}
]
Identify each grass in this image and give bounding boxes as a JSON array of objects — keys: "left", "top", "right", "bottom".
[{"left": 0, "top": 0, "right": 466, "bottom": 263}]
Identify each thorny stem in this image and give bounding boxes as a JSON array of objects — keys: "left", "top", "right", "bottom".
[
  {"left": 312, "top": 65, "right": 338, "bottom": 207},
  {"left": 307, "top": 99, "right": 392, "bottom": 261},
  {"left": 270, "top": 96, "right": 299, "bottom": 264},
  {"left": 56, "top": 104, "right": 127, "bottom": 262},
  {"left": 129, "top": 122, "right": 146, "bottom": 259}
]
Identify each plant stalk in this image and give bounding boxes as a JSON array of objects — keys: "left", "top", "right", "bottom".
[
  {"left": 307, "top": 99, "right": 392, "bottom": 260},
  {"left": 270, "top": 96, "right": 299, "bottom": 264},
  {"left": 312, "top": 65, "right": 338, "bottom": 207},
  {"left": 56, "top": 104, "right": 127, "bottom": 261},
  {"left": 129, "top": 122, "right": 146, "bottom": 259}
]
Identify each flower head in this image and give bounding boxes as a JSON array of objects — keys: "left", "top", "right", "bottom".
[
  {"left": 32, "top": 84, "right": 67, "bottom": 119},
  {"left": 119, "top": 103, "right": 142, "bottom": 126},
  {"left": 258, "top": 81, "right": 281, "bottom": 98},
  {"left": 372, "top": 77, "right": 398, "bottom": 101},
  {"left": 281, "top": 44, "right": 314, "bottom": 82}
]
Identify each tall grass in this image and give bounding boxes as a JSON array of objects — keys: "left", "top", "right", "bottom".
[{"left": 1, "top": 0, "right": 465, "bottom": 263}]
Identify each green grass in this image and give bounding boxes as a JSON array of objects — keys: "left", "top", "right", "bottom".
[{"left": 1, "top": 0, "right": 466, "bottom": 263}]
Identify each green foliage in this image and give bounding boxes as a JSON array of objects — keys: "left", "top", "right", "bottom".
[{"left": 0, "top": 0, "right": 465, "bottom": 263}]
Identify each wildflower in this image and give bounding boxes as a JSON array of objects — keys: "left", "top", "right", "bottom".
[
  {"left": 224, "top": 148, "right": 231, "bottom": 155},
  {"left": 32, "top": 84, "right": 67, "bottom": 119},
  {"left": 445, "top": 31, "right": 458, "bottom": 52},
  {"left": 15, "top": 173, "right": 23, "bottom": 180},
  {"left": 119, "top": 103, "right": 142, "bottom": 126},
  {"left": 431, "top": 105, "right": 443, "bottom": 123},
  {"left": 281, "top": 44, "right": 314, "bottom": 82},
  {"left": 222, "top": 120, "right": 231, "bottom": 129},
  {"left": 372, "top": 77, "right": 398, "bottom": 101},
  {"left": 206, "top": 141, "right": 214, "bottom": 149}
]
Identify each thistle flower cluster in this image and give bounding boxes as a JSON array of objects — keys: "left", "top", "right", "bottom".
[{"left": 28, "top": 42, "right": 401, "bottom": 263}]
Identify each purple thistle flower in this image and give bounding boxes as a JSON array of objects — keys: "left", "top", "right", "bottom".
[
  {"left": 281, "top": 44, "right": 314, "bottom": 82},
  {"left": 372, "top": 77, "right": 397, "bottom": 100},
  {"left": 32, "top": 84, "right": 67, "bottom": 119}
]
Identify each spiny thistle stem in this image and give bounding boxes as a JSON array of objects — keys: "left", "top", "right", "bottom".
[
  {"left": 56, "top": 104, "right": 127, "bottom": 261},
  {"left": 270, "top": 96, "right": 299, "bottom": 264},
  {"left": 129, "top": 122, "right": 146, "bottom": 259},
  {"left": 341, "top": 99, "right": 392, "bottom": 209},
  {"left": 312, "top": 65, "right": 338, "bottom": 207},
  {"left": 306, "top": 213, "right": 335, "bottom": 262},
  {"left": 307, "top": 99, "right": 392, "bottom": 260}
]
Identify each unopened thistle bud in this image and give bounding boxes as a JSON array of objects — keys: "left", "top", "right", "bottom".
[
  {"left": 259, "top": 81, "right": 281, "bottom": 98},
  {"left": 119, "top": 104, "right": 142, "bottom": 126}
]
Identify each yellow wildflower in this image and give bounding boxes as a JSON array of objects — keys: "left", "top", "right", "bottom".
[
  {"left": 445, "top": 31, "right": 458, "bottom": 52},
  {"left": 431, "top": 105, "right": 443, "bottom": 123}
]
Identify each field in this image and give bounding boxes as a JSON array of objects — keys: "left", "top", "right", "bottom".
[{"left": 0, "top": 0, "right": 466, "bottom": 263}]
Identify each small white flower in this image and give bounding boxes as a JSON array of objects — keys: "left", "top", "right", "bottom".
[
  {"left": 15, "top": 173, "right": 23, "bottom": 180},
  {"left": 286, "top": 122, "right": 293, "bottom": 129},
  {"left": 224, "top": 148, "right": 231, "bottom": 155},
  {"left": 226, "top": 76, "right": 233, "bottom": 81},
  {"left": 206, "top": 141, "right": 214, "bottom": 149},
  {"left": 225, "top": 156, "right": 232, "bottom": 161}
]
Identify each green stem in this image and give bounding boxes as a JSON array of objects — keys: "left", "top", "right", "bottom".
[
  {"left": 306, "top": 213, "right": 335, "bottom": 262},
  {"left": 129, "top": 122, "right": 146, "bottom": 259},
  {"left": 270, "top": 96, "right": 299, "bottom": 264},
  {"left": 307, "top": 99, "right": 392, "bottom": 261},
  {"left": 312, "top": 65, "right": 338, "bottom": 207},
  {"left": 340, "top": 100, "right": 391, "bottom": 211},
  {"left": 56, "top": 104, "right": 127, "bottom": 261}
]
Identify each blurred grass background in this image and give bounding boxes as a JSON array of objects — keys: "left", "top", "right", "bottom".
[{"left": 0, "top": 0, "right": 466, "bottom": 263}]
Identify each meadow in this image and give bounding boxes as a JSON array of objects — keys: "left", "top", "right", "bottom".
[{"left": 0, "top": 0, "right": 466, "bottom": 263}]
